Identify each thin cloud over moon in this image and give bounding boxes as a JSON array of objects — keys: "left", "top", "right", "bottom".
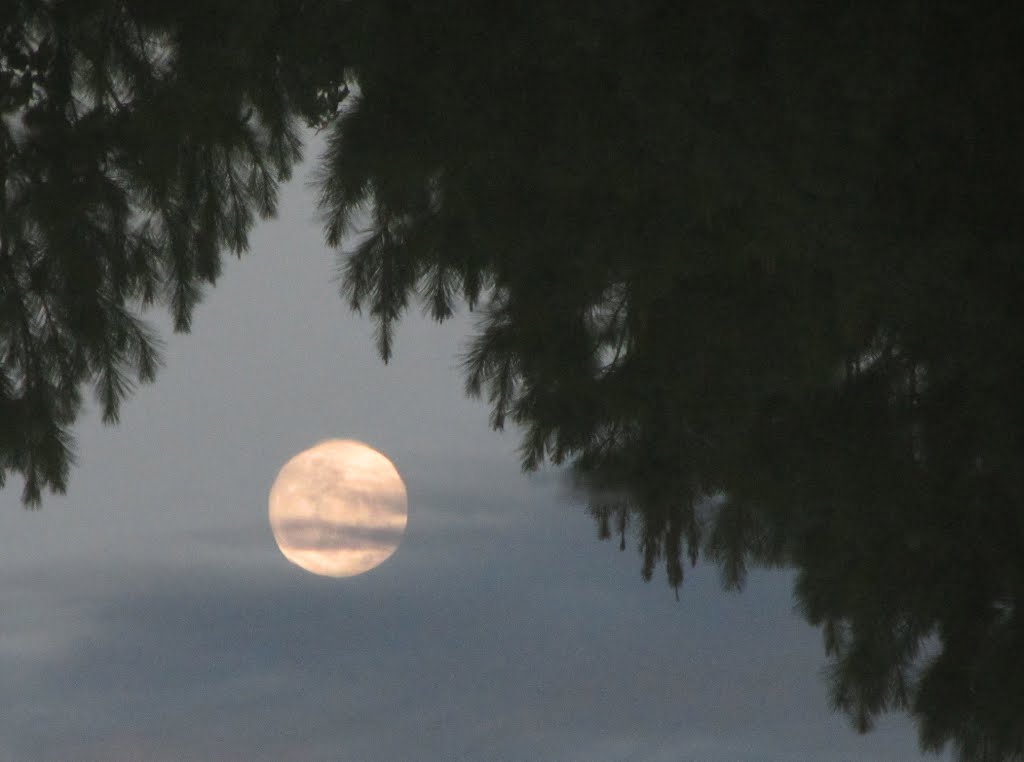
[{"left": 268, "top": 440, "right": 408, "bottom": 577}]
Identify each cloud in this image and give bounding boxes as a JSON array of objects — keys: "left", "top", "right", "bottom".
[{"left": 0, "top": 526, "right": 930, "bottom": 762}]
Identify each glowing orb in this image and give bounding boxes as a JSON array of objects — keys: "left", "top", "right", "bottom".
[{"left": 268, "top": 440, "right": 408, "bottom": 577}]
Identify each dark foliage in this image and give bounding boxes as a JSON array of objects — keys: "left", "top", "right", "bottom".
[
  {"left": 0, "top": 0, "right": 344, "bottom": 503},
  {"left": 313, "top": 3, "right": 1024, "bottom": 758}
]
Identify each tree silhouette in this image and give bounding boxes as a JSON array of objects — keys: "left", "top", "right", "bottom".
[
  {"left": 311, "top": 3, "right": 1024, "bottom": 757},
  {"left": 0, "top": 0, "right": 347, "bottom": 503}
]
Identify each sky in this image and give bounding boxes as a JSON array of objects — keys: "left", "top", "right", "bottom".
[{"left": 0, "top": 145, "right": 946, "bottom": 762}]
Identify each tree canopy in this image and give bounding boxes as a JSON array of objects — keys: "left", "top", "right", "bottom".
[{"left": 0, "top": 0, "right": 346, "bottom": 502}]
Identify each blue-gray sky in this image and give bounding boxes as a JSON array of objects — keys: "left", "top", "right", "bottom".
[{"left": 0, "top": 148, "right": 945, "bottom": 761}]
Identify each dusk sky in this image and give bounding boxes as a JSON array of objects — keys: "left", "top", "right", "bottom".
[{"left": 0, "top": 144, "right": 945, "bottom": 761}]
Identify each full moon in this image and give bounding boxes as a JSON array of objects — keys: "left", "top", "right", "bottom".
[{"left": 268, "top": 439, "right": 408, "bottom": 577}]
